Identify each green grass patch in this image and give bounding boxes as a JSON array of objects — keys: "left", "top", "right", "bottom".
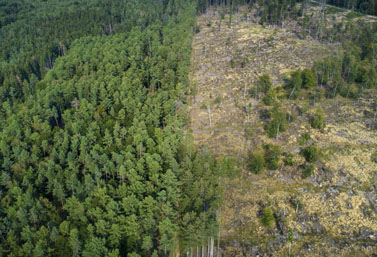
[
  {"left": 346, "top": 11, "right": 363, "bottom": 20},
  {"left": 326, "top": 6, "right": 343, "bottom": 15}
]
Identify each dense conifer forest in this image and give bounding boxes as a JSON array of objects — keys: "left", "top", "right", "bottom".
[
  {"left": 0, "top": 0, "right": 376, "bottom": 256},
  {"left": 0, "top": 0, "right": 227, "bottom": 256}
]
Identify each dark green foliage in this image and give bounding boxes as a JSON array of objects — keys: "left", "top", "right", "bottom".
[
  {"left": 311, "top": 107, "right": 325, "bottom": 129},
  {"left": 264, "top": 144, "right": 281, "bottom": 170},
  {"left": 179, "top": 148, "right": 221, "bottom": 251},
  {"left": 249, "top": 151, "right": 265, "bottom": 174},
  {"left": 356, "top": 65, "right": 377, "bottom": 89},
  {"left": 285, "top": 68, "right": 317, "bottom": 98},
  {"left": 303, "top": 164, "right": 315, "bottom": 178},
  {"left": 0, "top": 1, "right": 222, "bottom": 256},
  {"left": 259, "top": 0, "right": 301, "bottom": 26},
  {"left": 253, "top": 73, "right": 272, "bottom": 99},
  {"left": 264, "top": 88, "right": 276, "bottom": 106},
  {"left": 267, "top": 104, "right": 288, "bottom": 139},
  {"left": 261, "top": 207, "right": 275, "bottom": 228},
  {"left": 302, "top": 68, "right": 316, "bottom": 89},
  {"left": 258, "top": 73, "right": 272, "bottom": 94},
  {"left": 285, "top": 70, "right": 302, "bottom": 99},
  {"left": 302, "top": 146, "right": 320, "bottom": 163},
  {"left": 342, "top": 49, "right": 360, "bottom": 83},
  {"left": 339, "top": 84, "right": 360, "bottom": 99},
  {"left": 0, "top": 0, "right": 170, "bottom": 104},
  {"left": 311, "top": 31, "right": 377, "bottom": 99},
  {"left": 327, "top": 0, "right": 377, "bottom": 15}
]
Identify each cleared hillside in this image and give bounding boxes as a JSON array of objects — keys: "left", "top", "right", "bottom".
[{"left": 189, "top": 4, "right": 377, "bottom": 256}]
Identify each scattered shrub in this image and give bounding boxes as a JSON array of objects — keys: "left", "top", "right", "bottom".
[
  {"left": 339, "top": 84, "right": 359, "bottom": 99},
  {"left": 326, "top": 77, "right": 345, "bottom": 98},
  {"left": 261, "top": 207, "right": 275, "bottom": 228},
  {"left": 285, "top": 70, "right": 302, "bottom": 99},
  {"left": 302, "top": 68, "right": 316, "bottom": 89},
  {"left": 356, "top": 65, "right": 377, "bottom": 88},
  {"left": 249, "top": 151, "right": 265, "bottom": 174},
  {"left": 259, "top": 109, "right": 271, "bottom": 120},
  {"left": 299, "top": 103, "right": 310, "bottom": 115},
  {"left": 264, "top": 144, "right": 281, "bottom": 170},
  {"left": 257, "top": 73, "right": 272, "bottom": 94},
  {"left": 301, "top": 145, "right": 320, "bottom": 163},
  {"left": 264, "top": 88, "right": 276, "bottom": 106},
  {"left": 267, "top": 105, "right": 287, "bottom": 138},
  {"left": 309, "top": 88, "right": 324, "bottom": 103},
  {"left": 311, "top": 107, "right": 325, "bottom": 129}
]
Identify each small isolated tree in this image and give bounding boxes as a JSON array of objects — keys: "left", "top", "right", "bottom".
[
  {"left": 249, "top": 151, "right": 265, "bottom": 174},
  {"left": 311, "top": 107, "right": 325, "bottom": 129},
  {"left": 301, "top": 145, "right": 320, "bottom": 163},
  {"left": 264, "top": 144, "right": 281, "bottom": 170},
  {"left": 261, "top": 207, "right": 275, "bottom": 228},
  {"left": 302, "top": 68, "right": 316, "bottom": 89},
  {"left": 288, "top": 228, "right": 294, "bottom": 257},
  {"left": 264, "top": 88, "right": 276, "bottom": 106},
  {"left": 257, "top": 73, "right": 272, "bottom": 94},
  {"left": 286, "top": 70, "right": 302, "bottom": 99},
  {"left": 267, "top": 104, "right": 287, "bottom": 139}
]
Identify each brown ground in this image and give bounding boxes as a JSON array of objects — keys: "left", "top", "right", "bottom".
[{"left": 189, "top": 5, "right": 377, "bottom": 257}]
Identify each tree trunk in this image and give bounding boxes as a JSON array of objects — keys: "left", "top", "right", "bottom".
[
  {"left": 210, "top": 237, "right": 214, "bottom": 257},
  {"left": 289, "top": 86, "right": 296, "bottom": 100},
  {"left": 207, "top": 104, "right": 212, "bottom": 128},
  {"left": 207, "top": 238, "right": 210, "bottom": 257},
  {"left": 217, "top": 229, "right": 220, "bottom": 257},
  {"left": 276, "top": 122, "right": 280, "bottom": 140}
]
